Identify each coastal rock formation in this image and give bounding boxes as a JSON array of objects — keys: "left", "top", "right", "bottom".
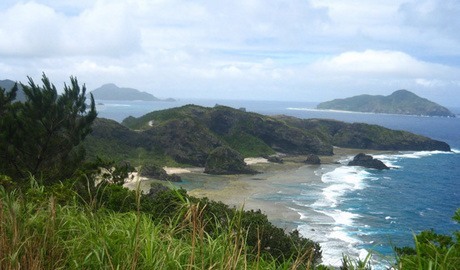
[
  {"left": 266, "top": 155, "right": 284, "bottom": 163},
  {"left": 204, "top": 146, "right": 256, "bottom": 175},
  {"left": 305, "top": 154, "right": 321, "bottom": 165},
  {"left": 348, "top": 153, "right": 389, "bottom": 170},
  {"left": 140, "top": 164, "right": 182, "bottom": 182},
  {"left": 316, "top": 89, "right": 455, "bottom": 117},
  {"left": 146, "top": 183, "right": 170, "bottom": 199}
]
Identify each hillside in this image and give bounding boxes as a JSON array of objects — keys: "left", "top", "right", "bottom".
[
  {"left": 91, "top": 83, "right": 175, "bottom": 101},
  {"left": 85, "top": 105, "right": 450, "bottom": 168},
  {"left": 317, "top": 90, "right": 455, "bottom": 117}
]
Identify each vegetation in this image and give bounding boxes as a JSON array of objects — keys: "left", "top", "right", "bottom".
[
  {"left": 316, "top": 89, "right": 455, "bottom": 117},
  {"left": 0, "top": 178, "right": 323, "bottom": 269},
  {"left": 276, "top": 116, "right": 451, "bottom": 152},
  {"left": 204, "top": 146, "right": 257, "bottom": 175},
  {"left": 0, "top": 74, "right": 97, "bottom": 184},
  {"left": 1, "top": 75, "right": 458, "bottom": 269},
  {"left": 394, "top": 210, "right": 460, "bottom": 269}
]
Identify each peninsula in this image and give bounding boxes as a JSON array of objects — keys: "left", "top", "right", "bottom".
[
  {"left": 84, "top": 104, "right": 451, "bottom": 175},
  {"left": 317, "top": 90, "right": 455, "bottom": 117}
]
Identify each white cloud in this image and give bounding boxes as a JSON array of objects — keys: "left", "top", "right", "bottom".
[
  {"left": 310, "top": 50, "right": 447, "bottom": 77},
  {"left": 0, "top": 1, "right": 459, "bottom": 106},
  {"left": 0, "top": 1, "right": 141, "bottom": 57}
]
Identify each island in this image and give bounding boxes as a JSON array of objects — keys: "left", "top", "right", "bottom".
[
  {"left": 90, "top": 83, "right": 175, "bottom": 102},
  {"left": 316, "top": 89, "right": 455, "bottom": 117}
]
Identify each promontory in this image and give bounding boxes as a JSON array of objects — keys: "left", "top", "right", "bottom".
[{"left": 83, "top": 105, "right": 451, "bottom": 174}]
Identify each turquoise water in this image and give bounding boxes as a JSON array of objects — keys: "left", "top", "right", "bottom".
[{"left": 97, "top": 99, "right": 460, "bottom": 267}]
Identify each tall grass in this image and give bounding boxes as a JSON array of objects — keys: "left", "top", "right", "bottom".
[{"left": 0, "top": 185, "right": 315, "bottom": 269}]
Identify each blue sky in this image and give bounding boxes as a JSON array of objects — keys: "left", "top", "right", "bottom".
[{"left": 0, "top": 0, "right": 459, "bottom": 106}]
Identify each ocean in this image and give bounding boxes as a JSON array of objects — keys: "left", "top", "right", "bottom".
[{"left": 96, "top": 99, "right": 460, "bottom": 267}]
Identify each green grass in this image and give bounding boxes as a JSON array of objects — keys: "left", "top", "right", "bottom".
[{"left": 0, "top": 185, "right": 315, "bottom": 269}]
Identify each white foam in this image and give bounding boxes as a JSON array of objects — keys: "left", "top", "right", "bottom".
[
  {"left": 314, "top": 166, "right": 369, "bottom": 207},
  {"left": 373, "top": 149, "right": 454, "bottom": 168},
  {"left": 317, "top": 209, "right": 361, "bottom": 226},
  {"left": 329, "top": 227, "right": 361, "bottom": 244},
  {"left": 452, "top": 148, "right": 460, "bottom": 154},
  {"left": 298, "top": 224, "right": 363, "bottom": 267}
]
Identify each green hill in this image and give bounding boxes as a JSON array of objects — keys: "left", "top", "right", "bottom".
[
  {"left": 85, "top": 105, "right": 450, "bottom": 169},
  {"left": 317, "top": 90, "right": 455, "bottom": 117}
]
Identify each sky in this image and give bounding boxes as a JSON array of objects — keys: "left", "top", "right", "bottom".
[{"left": 0, "top": 0, "right": 459, "bottom": 106}]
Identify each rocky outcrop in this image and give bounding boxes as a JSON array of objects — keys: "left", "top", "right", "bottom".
[
  {"left": 348, "top": 153, "right": 389, "bottom": 170},
  {"left": 204, "top": 146, "right": 257, "bottom": 175},
  {"left": 146, "top": 183, "right": 170, "bottom": 199},
  {"left": 305, "top": 154, "right": 321, "bottom": 165},
  {"left": 266, "top": 155, "right": 284, "bottom": 164},
  {"left": 140, "top": 164, "right": 182, "bottom": 182}
]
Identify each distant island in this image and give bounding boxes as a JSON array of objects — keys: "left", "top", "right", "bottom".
[
  {"left": 317, "top": 90, "right": 455, "bottom": 117},
  {"left": 0, "top": 79, "right": 26, "bottom": 102},
  {"left": 91, "top": 83, "right": 175, "bottom": 102}
]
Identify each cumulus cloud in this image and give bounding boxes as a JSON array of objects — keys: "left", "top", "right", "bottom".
[
  {"left": 0, "top": 0, "right": 459, "bottom": 106},
  {"left": 0, "top": 1, "right": 141, "bottom": 57}
]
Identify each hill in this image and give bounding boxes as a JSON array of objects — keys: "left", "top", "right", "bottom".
[
  {"left": 84, "top": 105, "right": 450, "bottom": 169},
  {"left": 317, "top": 90, "right": 455, "bottom": 117},
  {"left": 0, "top": 79, "right": 26, "bottom": 102},
  {"left": 91, "top": 83, "right": 175, "bottom": 101}
]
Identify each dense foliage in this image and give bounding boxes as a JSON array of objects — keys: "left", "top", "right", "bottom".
[
  {"left": 0, "top": 179, "right": 322, "bottom": 269},
  {"left": 0, "top": 74, "right": 97, "bottom": 184}
]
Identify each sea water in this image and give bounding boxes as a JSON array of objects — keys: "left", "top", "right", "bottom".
[{"left": 96, "top": 99, "right": 460, "bottom": 268}]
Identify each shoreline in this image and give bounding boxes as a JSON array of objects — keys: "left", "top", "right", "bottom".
[
  {"left": 126, "top": 148, "right": 384, "bottom": 228},
  {"left": 124, "top": 147, "right": 395, "bottom": 267}
]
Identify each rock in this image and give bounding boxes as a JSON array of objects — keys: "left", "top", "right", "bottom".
[
  {"left": 204, "top": 146, "right": 257, "bottom": 175},
  {"left": 305, "top": 154, "right": 321, "bottom": 165},
  {"left": 139, "top": 164, "right": 182, "bottom": 182},
  {"left": 146, "top": 183, "right": 170, "bottom": 199},
  {"left": 266, "top": 155, "right": 284, "bottom": 163},
  {"left": 348, "top": 153, "right": 389, "bottom": 170}
]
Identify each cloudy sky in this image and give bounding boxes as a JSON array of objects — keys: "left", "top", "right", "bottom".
[{"left": 0, "top": 0, "right": 459, "bottom": 106}]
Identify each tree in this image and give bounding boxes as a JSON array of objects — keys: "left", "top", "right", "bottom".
[{"left": 0, "top": 74, "right": 97, "bottom": 184}]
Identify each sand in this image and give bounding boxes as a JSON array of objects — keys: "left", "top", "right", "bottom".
[{"left": 125, "top": 147, "right": 389, "bottom": 228}]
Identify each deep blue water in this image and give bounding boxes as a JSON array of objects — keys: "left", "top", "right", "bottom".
[{"left": 97, "top": 99, "right": 459, "bottom": 267}]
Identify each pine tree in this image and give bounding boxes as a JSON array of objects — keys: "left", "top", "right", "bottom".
[{"left": 0, "top": 74, "right": 97, "bottom": 184}]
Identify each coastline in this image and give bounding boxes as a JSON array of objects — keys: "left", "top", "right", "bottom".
[
  {"left": 124, "top": 147, "right": 393, "bottom": 267},
  {"left": 126, "top": 147, "right": 383, "bottom": 228}
]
